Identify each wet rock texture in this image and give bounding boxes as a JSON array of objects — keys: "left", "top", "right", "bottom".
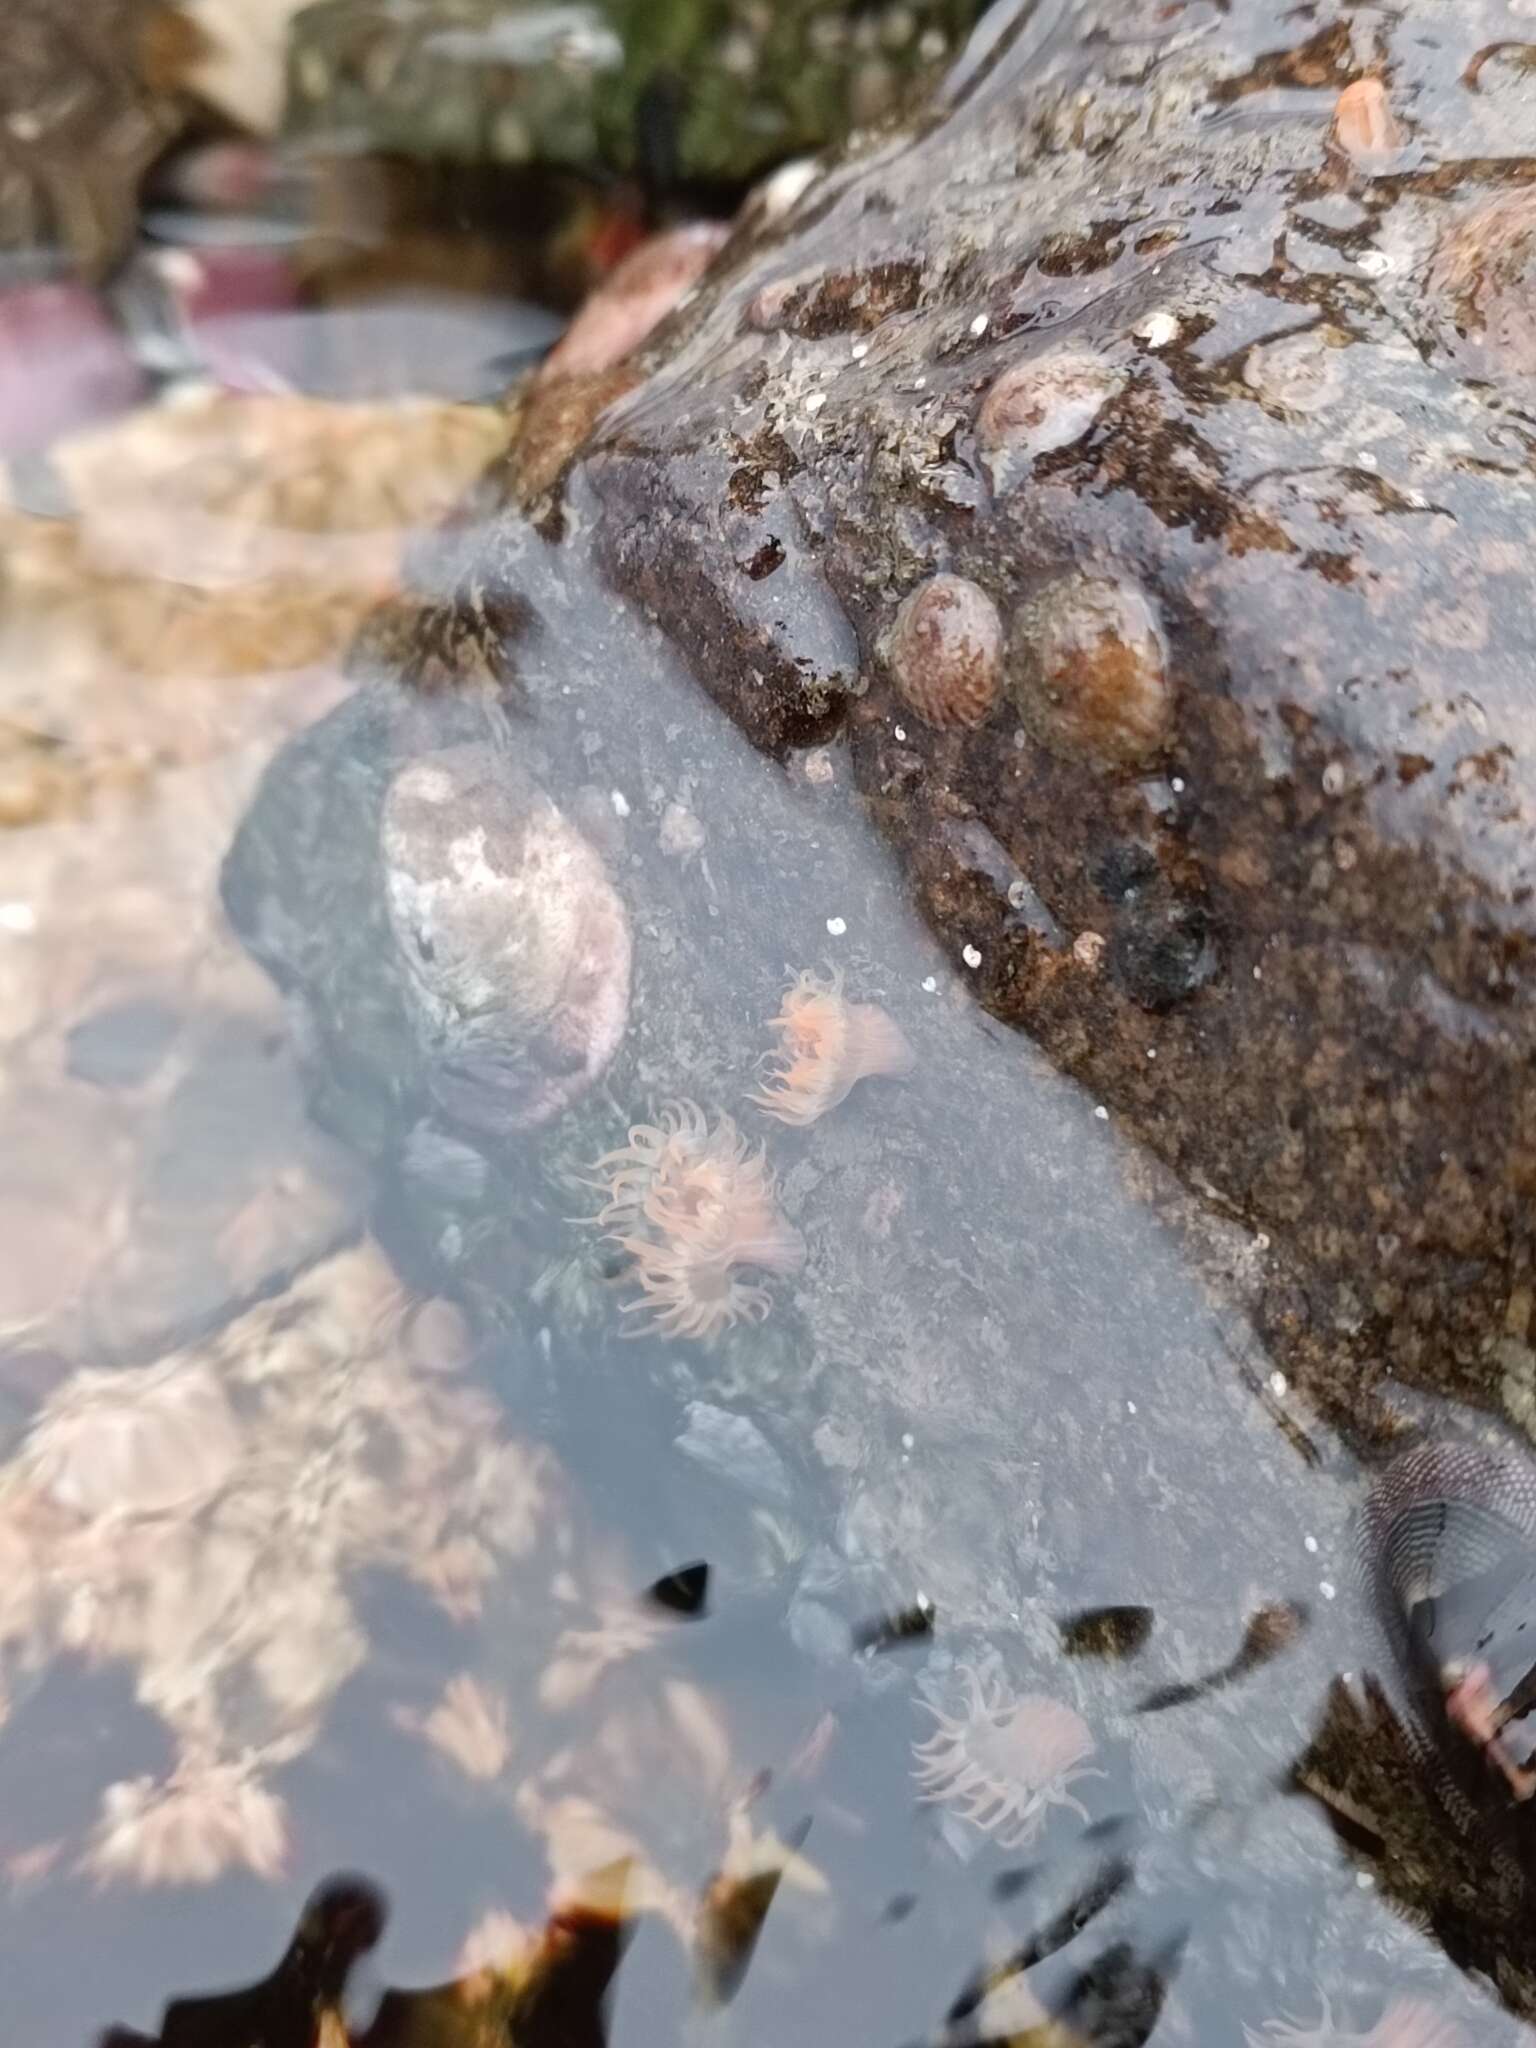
[
  {"left": 528, "top": 0, "right": 1536, "bottom": 1425},
  {"left": 215, "top": 5, "right": 1536, "bottom": 2008}
]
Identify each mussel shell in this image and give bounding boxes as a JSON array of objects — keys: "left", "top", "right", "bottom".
[{"left": 1361, "top": 1440, "right": 1536, "bottom": 1730}]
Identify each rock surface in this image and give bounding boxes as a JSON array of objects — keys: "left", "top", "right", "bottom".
[{"left": 515, "top": 0, "right": 1536, "bottom": 1431}]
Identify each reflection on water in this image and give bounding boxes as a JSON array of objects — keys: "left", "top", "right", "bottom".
[{"left": 3, "top": 25, "right": 1536, "bottom": 2048}]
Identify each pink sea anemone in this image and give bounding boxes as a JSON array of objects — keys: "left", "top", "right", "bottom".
[
  {"left": 1244, "top": 1994, "right": 1467, "bottom": 2048},
  {"left": 749, "top": 970, "right": 912, "bottom": 1127},
  {"left": 589, "top": 1102, "right": 803, "bottom": 1341},
  {"left": 913, "top": 1662, "right": 1102, "bottom": 1850}
]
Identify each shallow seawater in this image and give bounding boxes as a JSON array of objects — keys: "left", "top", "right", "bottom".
[{"left": 0, "top": 145, "right": 1532, "bottom": 2048}]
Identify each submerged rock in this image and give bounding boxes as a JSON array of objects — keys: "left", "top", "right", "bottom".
[{"left": 512, "top": 0, "right": 1536, "bottom": 1427}]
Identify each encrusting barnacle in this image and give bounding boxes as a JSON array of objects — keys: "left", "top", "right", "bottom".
[
  {"left": 749, "top": 969, "right": 912, "bottom": 1127},
  {"left": 912, "top": 1660, "right": 1102, "bottom": 1850},
  {"left": 587, "top": 1102, "right": 804, "bottom": 1341}
]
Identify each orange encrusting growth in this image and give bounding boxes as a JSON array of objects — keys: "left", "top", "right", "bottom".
[
  {"left": 749, "top": 970, "right": 913, "bottom": 1127},
  {"left": 588, "top": 1102, "right": 804, "bottom": 1341}
]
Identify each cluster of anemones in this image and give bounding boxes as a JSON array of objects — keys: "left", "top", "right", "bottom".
[
  {"left": 587, "top": 971, "right": 908, "bottom": 1341},
  {"left": 589, "top": 1102, "right": 805, "bottom": 1342}
]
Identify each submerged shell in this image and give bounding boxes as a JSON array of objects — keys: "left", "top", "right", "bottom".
[
  {"left": 1009, "top": 573, "right": 1171, "bottom": 772},
  {"left": 913, "top": 1661, "right": 1101, "bottom": 1850},
  {"left": 881, "top": 574, "right": 1003, "bottom": 731},
  {"left": 976, "top": 349, "right": 1125, "bottom": 488},
  {"left": 1358, "top": 1438, "right": 1536, "bottom": 1795},
  {"left": 381, "top": 744, "right": 632, "bottom": 1133}
]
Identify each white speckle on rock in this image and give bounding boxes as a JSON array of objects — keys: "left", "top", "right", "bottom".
[
  {"left": 1170, "top": 776, "right": 1186, "bottom": 794},
  {"left": 826, "top": 916, "right": 847, "bottom": 936},
  {"left": 1357, "top": 249, "right": 1392, "bottom": 277},
  {"left": 969, "top": 313, "right": 990, "bottom": 338},
  {"left": 609, "top": 789, "right": 630, "bottom": 817},
  {"left": 1093, "top": 1104, "right": 1109, "bottom": 1121},
  {"left": 1269, "top": 1370, "right": 1288, "bottom": 1396},
  {"left": 901, "top": 1432, "right": 915, "bottom": 1449},
  {"left": 1136, "top": 310, "right": 1178, "bottom": 348},
  {"left": 851, "top": 340, "right": 870, "bottom": 360},
  {"left": 961, "top": 943, "right": 982, "bottom": 968},
  {"left": 1320, "top": 1580, "right": 1337, "bottom": 1601},
  {"left": 0, "top": 902, "right": 37, "bottom": 933},
  {"left": 804, "top": 390, "right": 827, "bottom": 416},
  {"left": 893, "top": 724, "right": 907, "bottom": 741},
  {"left": 921, "top": 975, "right": 938, "bottom": 992},
  {"left": 1356, "top": 450, "right": 1377, "bottom": 469},
  {"left": 1304, "top": 1535, "right": 1319, "bottom": 1554},
  {"left": 1126, "top": 1399, "right": 1137, "bottom": 1414},
  {"left": 1321, "top": 762, "right": 1346, "bottom": 796}
]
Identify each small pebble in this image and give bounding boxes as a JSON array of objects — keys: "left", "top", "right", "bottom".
[
  {"left": 1304, "top": 1535, "right": 1319, "bottom": 1554},
  {"left": 1269, "top": 1370, "right": 1287, "bottom": 1396},
  {"left": 893, "top": 725, "right": 907, "bottom": 740},
  {"left": 921, "top": 975, "right": 938, "bottom": 992},
  {"left": 1126, "top": 1399, "right": 1137, "bottom": 1414},
  {"left": 1137, "top": 311, "right": 1179, "bottom": 348},
  {"left": 1356, "top": 249, "right": 1392, "bottom": 277},
  {"left": 1321, "top": 762, "right": 1346, "bottom": 795},
  {"left": 1094, "top": 1104, "right": 1109, "bottom": 1121},
  {"left": 804, "top": 390, "right": 827, "bottom": 416},
  {"left": 901, "top": 1432, "right": 915, "bottom": 1449},
  {"left": 969, "top": 313, "right": 990, "bottom": 337},
  {"left": 610, "top": 789, "right": 630, "bottom": 817},
  {"left": 1319, "top": 1581, "right": 1337, "bottom": 1601},
  {"left": 1171, "top": 776, "right": 1186, "bottom": 793},
  {"left": 961, "top": 943, "right": 982, "bottom": 968},
  {"left": 826, "top": 916, "right": 847, "bottom": 936},
  {"left": 851, "top": 340, "right": 870, "bottom": 360}
]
